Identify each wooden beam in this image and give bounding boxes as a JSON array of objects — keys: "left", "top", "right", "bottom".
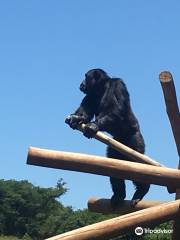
[
  {"left": 78, "top": 124, "right": 162, "bottom": 167},
  {"left": 45, "top": 200, "right": 180, "bottom": 240},
  {"left": 159, "top": 71, "right": 180, "bottom": 154},
  {"left": 88, "top": 197, "right": 165, "bottom": 215},
  {"left": 159, "top": 71, "right": 180, "bottom": 240},
  {"left": 78, "top": 124, "right": 174, "bottom": 194},
  {"left": 27, "top": 147, "right": 180, "bottom": 188}
]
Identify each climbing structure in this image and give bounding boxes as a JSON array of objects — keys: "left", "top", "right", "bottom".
[{"left": 27, "top": 71, "right": 180, "bottom": 240}]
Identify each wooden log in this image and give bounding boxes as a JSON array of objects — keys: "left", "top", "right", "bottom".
[
  {"left": 78, "top": 123, "right": 174, "bottom": 194},
  {"left": 78, "top": 123, "right": 163, "bottom": 167},
  {"left": 159, "top": 71, "right": 180, "bottom": 154},
  {"left": 45, "top": 200, "right": 180, "bottom": 240},
  {"left": 88, "top": 197, "right": 165, "bottom": 215},
  {"left": 78, "top": 124, "right": 173, "bottom": 195},
  {"left": 159, "top": 71, "right": 180, "bottom": 240},
  {"left": 27, "top": 147, "right": 180, "bottom": 188}
]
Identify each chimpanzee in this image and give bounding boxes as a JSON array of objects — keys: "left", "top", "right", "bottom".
[{"left": 65, "top": 68, "right": 150, "bottom": 208}]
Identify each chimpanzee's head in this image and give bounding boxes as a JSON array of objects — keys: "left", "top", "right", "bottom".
[{"left": 80, "top": 69, "right": 109, "bottom": 95}]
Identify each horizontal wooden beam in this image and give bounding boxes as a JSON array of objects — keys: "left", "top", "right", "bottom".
[
  {"left": 46, "top": 200, "right": 180, "bottom": 240},
  {"left": 27, "top": 147, "right": 180, "bottom": 188},
  {"left": 78, "top": 124, "right": 162, "bottom": 167},
  {"left": 88, "top": 198, "right": 165, "bottom": 215}
]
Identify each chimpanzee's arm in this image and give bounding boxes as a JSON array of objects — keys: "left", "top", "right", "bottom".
[
  {"left": 74, "top": 96, "right": 94, "bottom": 122},
  {"left": 65, "top": 96, "right": 94, "bottom": 129}
]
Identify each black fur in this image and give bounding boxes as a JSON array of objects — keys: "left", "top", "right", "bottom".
[{"left": 65, "top": 69, "right": 150, "bottom": 208}]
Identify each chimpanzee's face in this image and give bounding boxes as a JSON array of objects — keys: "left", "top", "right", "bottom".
[{"left": 80, "top": 69, "right": 107, "bottom": 95}]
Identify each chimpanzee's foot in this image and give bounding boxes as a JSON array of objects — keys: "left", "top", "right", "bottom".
[
  {"left": 110, "top": 194, "right": 125, "bottom": 209},
  {"left": 130, "top": 198, "right": 141, "bottom": 208},
  {"left": 131, "top": 183, "right": 150, "bottom": 208}
]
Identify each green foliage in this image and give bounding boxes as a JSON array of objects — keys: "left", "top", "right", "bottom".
[
  {"left": 0, "top": 179, "right": 67, "bottom": 239},
  {"left": 0, "top": 237, "right": 18, "bottom": 240},
  {"left": 0, "top": 236, "right": 21, "bottom": 240},
  {"left": 0, "top": 236, "right": 31, "bottom": 240},
  {"left": 0, "top": 179, "right": 174, "bottom": 240},
  {"left": 0, "top": 179, "right": 110, "bottom": 239}
]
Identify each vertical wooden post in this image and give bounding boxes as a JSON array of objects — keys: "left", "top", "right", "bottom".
[{"left": 159, "top": 71, "right": 180, "bottom": 240}]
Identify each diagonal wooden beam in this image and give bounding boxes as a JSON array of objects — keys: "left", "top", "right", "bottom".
[
  {"left": 45, "top": 200, "right": 180, "bottom": 240},
  {"left": 77, "top": 123, "right": 163, "bottom": 167},
  {"left": 77, "top": 124, "right": 174, "bottom": 194}
]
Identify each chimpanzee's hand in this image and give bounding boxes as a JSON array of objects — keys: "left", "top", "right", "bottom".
[
  {"left": 83, "top": 122, "right": 99, "bottom": 138},
  {"left": 65, "top": 115, "right": 85, "bottom": 129}
]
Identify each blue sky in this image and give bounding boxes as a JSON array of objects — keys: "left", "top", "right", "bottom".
[{"left": 0, "top": 1, "right": 180, "bottom": 209}]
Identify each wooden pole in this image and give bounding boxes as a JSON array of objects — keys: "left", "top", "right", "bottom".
[
  {"left": 159, "top": 71, "right": 180, "bottom": 240},
  {"left": 78, "top": 124, "right": 162, "bottom": 167},
  {"left": 27, "top": 147, "right": 180, "bottom": 188},
  {"left": 45, "top": 200, "right": 180, "bottom": 240},
  {"left": 159, "top": 72, "right": 180, "bottom": 153},
  {"left": 88, "top": 197, "right": 165, "bottom": 215},
  {"left": 78, "top": 124, "right": 174, "bottom": 194}
]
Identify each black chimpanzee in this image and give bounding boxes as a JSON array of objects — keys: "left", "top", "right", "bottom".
[{"left": 65, "top": 68, "right": 150, "bottom": 208}]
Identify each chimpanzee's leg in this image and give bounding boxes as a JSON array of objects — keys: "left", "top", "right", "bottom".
[
  {"left": 107, "top": 146, "right": 127, "bottom": 209},
  {"left": 131, "top": 181, "right": 150, "bottom": 207},
  {"left": 127, "top": 132, "right": 150, "bottom": 206},
  {"left": 110, "top": 177, "right": 126, "bottom": 209}
]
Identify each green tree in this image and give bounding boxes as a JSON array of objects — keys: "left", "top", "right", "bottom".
[
  {"left": 0, "top": 179, "right": 67, "bottom": 239},
  {"left": 0, "top": 179, "right": 173, "bottom": 240},
  {"left": 0, "top": 179, "right": 110, "bottom": 239}
]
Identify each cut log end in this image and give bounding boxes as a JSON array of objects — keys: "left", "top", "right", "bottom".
[
  {"left": 27, "top": 147, "right": 33, "bottom": 164},
  {"left": 159, "top": 71, "right": 173, "bottom": 83}
]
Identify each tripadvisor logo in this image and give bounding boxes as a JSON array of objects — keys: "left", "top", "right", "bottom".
[
  {"left": 135, "top": 226, "right": 173, "bottom": 235},
  {"left": 135, "top": 227, "right": 144, "bottom": 236}
]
